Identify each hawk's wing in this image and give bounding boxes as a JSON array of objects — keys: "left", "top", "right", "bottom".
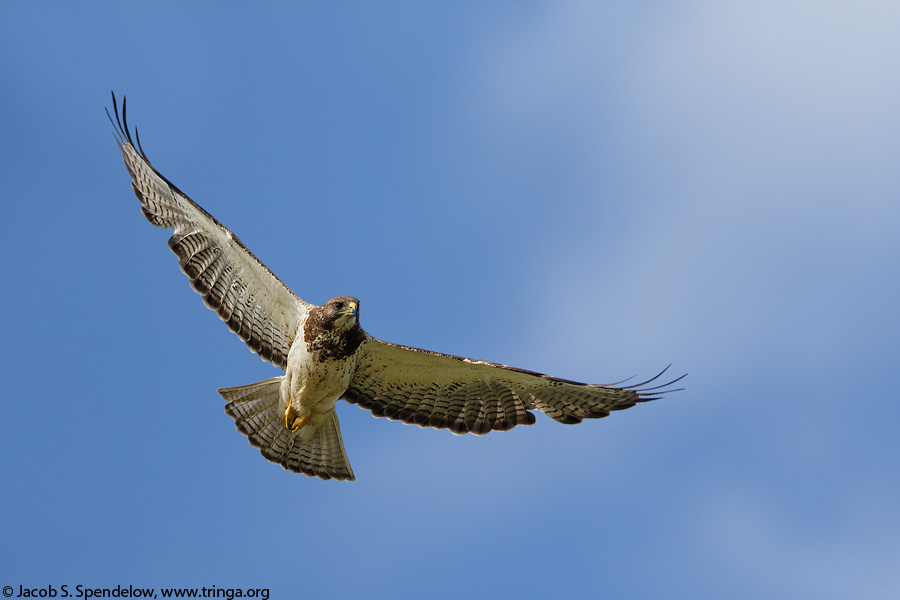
[
  {"left": 108, "top": 93, "right": 309, "bottom": 368},
  {"left": 344, "top": 335, "right": 684, "bottom": 435}
]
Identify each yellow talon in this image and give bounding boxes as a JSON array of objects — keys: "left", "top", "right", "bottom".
[{"left": 285, "top": 405, "right": 307, "bottom": 432}]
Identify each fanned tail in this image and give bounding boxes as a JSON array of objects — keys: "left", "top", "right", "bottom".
[{"left": 218, "top": 377, "right": 355, "bottom": 481}]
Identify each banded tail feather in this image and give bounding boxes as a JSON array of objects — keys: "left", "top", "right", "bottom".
[{"left": 219, "top": 377, "right": 355, "bottom": 481}]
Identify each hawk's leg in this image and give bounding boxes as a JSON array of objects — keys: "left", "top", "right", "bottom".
[{"left": 285, "top": 404, "right": 308, "bottom": 432}]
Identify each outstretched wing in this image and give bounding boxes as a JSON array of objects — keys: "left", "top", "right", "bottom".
[
  {"left": 343, "top": 335, "right": 685, "bottom": 435},
  {"left": 108, "top": 93, "right": 310, "bottom": 369}
]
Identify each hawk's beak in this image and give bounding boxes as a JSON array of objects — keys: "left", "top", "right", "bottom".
[{"left": 340, "top": 302, "right": 358, "bottom": 318}]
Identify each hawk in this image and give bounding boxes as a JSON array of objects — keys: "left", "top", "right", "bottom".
[{"left": 107, "top": 93, "right": 684, "bottom": 481}]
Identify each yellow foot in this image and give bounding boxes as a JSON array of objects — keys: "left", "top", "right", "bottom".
[{"left": 285, "top": 404, "right": 308, "bottom": 432}]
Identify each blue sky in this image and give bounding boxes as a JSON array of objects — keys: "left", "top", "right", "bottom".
[{"left": 2, "top": 2, "right": 899, "bottom": 598}]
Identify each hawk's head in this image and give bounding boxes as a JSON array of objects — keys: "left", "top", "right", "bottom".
[
  {"left": 303, "top": 296, "right": 364, "bottom": 360},
  {"left": 323, "top": 296, "right": 360, "bottom": 331}
]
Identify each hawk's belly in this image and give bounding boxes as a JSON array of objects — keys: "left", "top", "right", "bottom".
[{"left": 282, "top": 334, "right": 357, "bottom": 426}]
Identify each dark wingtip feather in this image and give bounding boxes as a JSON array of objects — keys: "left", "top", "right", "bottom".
[
  {"left": 104, "top": 108, "right": 120, "bottom": 143},
  {"left": 618, "top": 365, "right": 682, "bottom": 389},
  {"left": 107, "top": 91, "right": 126, "bottom": 144},
  {"left": 619, "top": 364, "right": 672, "bottom": 390},
  {"left": 135, "top": 125, "right": 148, "bottom": 159},
  {"left": 622, "top": 366, "right": 688, "bottom": 402},
  {"left": 107, "top": 90, "right": 148, "bottom": 160}
]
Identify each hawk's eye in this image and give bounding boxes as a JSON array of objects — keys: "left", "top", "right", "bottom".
[{"left": 334, "top": 302, "right": 344, "bottom": 311}]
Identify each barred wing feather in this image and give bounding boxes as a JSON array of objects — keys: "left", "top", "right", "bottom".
[
  {"left": 108, "top": 94, "right": 309, "bottom": 368},
  {"left": 344, "top": 335, "right": 684, "bottom": 435}
]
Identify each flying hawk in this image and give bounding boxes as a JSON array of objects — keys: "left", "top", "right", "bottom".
[{"left": 107, "top": 93, "right": 684, "bottom": 481}]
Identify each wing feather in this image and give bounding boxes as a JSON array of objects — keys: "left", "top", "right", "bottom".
[
  {"left": 108, "top": 93, "right": 309, "bottom": 368},
  {"left": 344, "top": 335, "right": 684, "bottom": 435}
]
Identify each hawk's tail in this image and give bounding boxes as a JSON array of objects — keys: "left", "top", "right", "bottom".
[{"left": 218, "top": 377, "right": 355, "bottom": 481}]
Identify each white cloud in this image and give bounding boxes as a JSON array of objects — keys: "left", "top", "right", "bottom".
[{"left": 462, "top": 0, "right": 900, "bottom": 371}]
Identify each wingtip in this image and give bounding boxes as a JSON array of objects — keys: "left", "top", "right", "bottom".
[
  {"left": 620, "top": 365, "right": 688, "bottom": 400},
  {"left": 107, "top": 91, "right": 152, "bottom": 162}
]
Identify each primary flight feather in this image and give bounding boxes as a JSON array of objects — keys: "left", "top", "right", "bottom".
[{"left": 108, "top": 93, "right": 684, "bottom": 481}]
